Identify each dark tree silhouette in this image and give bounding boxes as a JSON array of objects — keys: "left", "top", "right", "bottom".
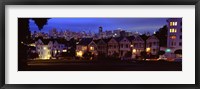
[
  {"left": 174, "top": 49, "right": 182, "bottom": 54},
  {"left": 32, "top": 18, "right": 50, "bottom": 30},
  {"left": 124, "top": 51, "right": 132, "bottom": 58},
  {"left": 18, "top": 18, "right": 50, "bottom": 70},
  {"left": 140, "top": 51, "right": 147, "bottom": 60},
  {"left": 158, "top": 50, "right": 165, "bottom": 55},
  {"left": 155, "top": 25, "right": 168, "bottom": 47},
  {"left": 82, "top": 51, "right": 93, "bottom": 60}
]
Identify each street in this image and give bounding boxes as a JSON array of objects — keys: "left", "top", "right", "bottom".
[{"left": 21, "top": 59, "right": 182, "bottom": 71}]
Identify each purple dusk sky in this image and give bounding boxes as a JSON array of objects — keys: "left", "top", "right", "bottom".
[{"left": 29, "top": 18, "right": 168, "bottom": 34}]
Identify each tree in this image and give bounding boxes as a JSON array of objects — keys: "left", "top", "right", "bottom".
[
  {"left": 124, "top": 51, "right": 132, "bottom": 58},
  {"left": 31, "top": 18, "right": 50, "bottom": 30},
  {"left": 112, "top": 52, "right": 119, "bottom": 59},
  {"left": 174, "top": 49, "right": 182, "bottom": 54},
  {"left": 140, "top": 51, "right": 147, "bottom": 60},
  {"left": 97, "top": 53, "right": 106, "bottom": 59},
  {"left": 155, "top": 25, "right": 168, "bottom": 47},
  {"left": 158, "top": 51, "right": 165, "bottom": 55},
  {"left": 82, "top": 51, "right": 93, "bottom": 60},
  {"left": 18, "top": 18, "right": 50, "bottom": 70}
]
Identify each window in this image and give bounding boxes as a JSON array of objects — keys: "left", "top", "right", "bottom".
[
  {"left": 174, "top": 42, "right": 176, "bottom": 46},
  {"left": 179, "top": 42, "right": 182, "bottom": 46},
  {"left": 153, "top": 49, "right": 156, "bottom": 52},
  {"left": 121, "top": 44, "right": 123, "bottom": 48},
  {"left": 170, "top": 28, "right": 177, "bottom": 33},
  {"left": 170, "top": 35, "right": 176, "bottom": 39},
  {"left": 114, "top": 45, "right": 116, "bottom": 48},
  {"left": 170, "top": 22, "right": 178, "bottom": 26},
  {"left": 126, "top": 44, "right": 128, "bottom": 48},
  {"left": 180, "top": 35, "right": 182, "bottom": 39},
  {"left": 153, "top": 42, "right": 156, "bottom": 45},
  {"left": 180, "top": 28, "right": 182, "bottom": 32}
]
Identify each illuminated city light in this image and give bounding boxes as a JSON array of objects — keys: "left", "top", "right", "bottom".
[
  {"left": 130, "top": 45, "right": 133, "bottom": 47},
  {"left": 146, "top": 47, "right": 151, "bottom": 52},
  {"left": 90, "top": 46, "right": 94, "bottom": 50},
  {"left": 43, "top": 47, "right": 47, "bottom": 50},
  {"left": 63, "top": 49, "right": 67, "bottom": 52},
  {"left": 166, "top": 49, "right": 171, "bottom": 52},
  {"left": 132, "top": 49, "right": 136, "bottom": 53},
  {"left": 76, "top": 51, "right": 83, "bottom": 57}
]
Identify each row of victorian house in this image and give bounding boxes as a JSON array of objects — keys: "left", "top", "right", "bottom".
[
  {"left": 29, "top": 34, "right": 160, "bottom": 60},
  {"left": 76, "top": 35, "right": 159, "bottom": 59}
]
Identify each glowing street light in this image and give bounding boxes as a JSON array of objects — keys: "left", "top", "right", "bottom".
[
  {"left": 76, "top": 51, "right": 83, "bottom": 57},
  {"left": 130, "top": 44, "right": 133, "bottom": 47},
  {"left": 132, "top": 49, "right": 136, "bottom": 54},
  {"left": 165, "top": 48, "right": 171, "bottom": 53},
  {"left": 90, "top": 46, "right": 94, "bottom": 50},
  {"left": 43, "top": 47, "right": 47, "bottom": 50},
  {"left": 146, "top": 47, "right": 151, "bottom": 52},
  {"left": 63, "top": 49, "right": 67, "bottom": 52}
]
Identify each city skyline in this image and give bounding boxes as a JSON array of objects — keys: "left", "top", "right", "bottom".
[{"left": 29, "top": 18, "right": 168, "bottom": 34}]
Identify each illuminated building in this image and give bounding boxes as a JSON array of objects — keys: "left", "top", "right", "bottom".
[
  {"left": 107, "top": 38, "right": 120, "bottom": 56},
  {"left": 76, "top": 38, "right": 93, "bottom": 57},
  {"left": 166, "top": 18, "right": 182, "bottom": 58},
  {"left": 131, "top": 35, "right": 144, "bottom": 57},
  {"left": 146, "top": 35, "right": 159, "bottom": 55},
  {"left": 119, "top": 37, "right": 131, "bottom": 57},
  {"left": 35, "top": 38, "right": 67, "bottom": 59}
]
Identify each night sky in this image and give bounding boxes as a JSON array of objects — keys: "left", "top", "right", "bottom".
[{"left": 29, "top": 18, "right": 168, "bottom": 34}]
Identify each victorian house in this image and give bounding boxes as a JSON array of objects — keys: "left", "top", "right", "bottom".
[
  {"left": 96, "top": 39, "right": 108, "bottom": 55},
  {"left": 118, "top": 37, "right": 131, "bottom": 57},
  {"left": 131, "top": 35, "right": 145, "bottom": 57},
  {"left": 88, "top": 40, "right": 98, "bottom": 56},
  {"left": 146, "top": 35, "right": 160, "bottom": 55},
  {"left": 76, "top": 38, "right": 93, "bottom": 57},
  {"left": 107, "top": 38, "right": 120, "bottom": 56}
]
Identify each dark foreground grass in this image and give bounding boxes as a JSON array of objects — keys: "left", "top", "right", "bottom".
[{"left": 19, "top": 59, "right": 182, "bottom": 71}]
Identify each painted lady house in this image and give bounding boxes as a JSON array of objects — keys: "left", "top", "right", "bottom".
[{"left": 35, "top": 38, "right": 67, "bottom": 59}]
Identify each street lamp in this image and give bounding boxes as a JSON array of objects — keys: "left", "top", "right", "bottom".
[
  {"left": 132, "top": 49, "right": 136, "bottom": 54},
  {"left": 146, "top": 47, "right": 151, "bottom": 52}
]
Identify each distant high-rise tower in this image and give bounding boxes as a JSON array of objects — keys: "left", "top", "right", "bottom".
[{"left": 99, "top": 26, "right": 103, "bottom": 33}]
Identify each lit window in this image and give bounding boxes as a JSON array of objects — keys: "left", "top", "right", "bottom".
[
  {"left": 90, "top": 46, "right": 94, "bottom": 51},
  {"left": 63, "top": 49, "right": 67, "bottom": 52},
  {"left": 132, "top": 49, "right": 136, "bottom": 53},
  {"left": 170, "top": 36, "right": 176, "bottom": 39},
  {"left": 175, "top": 22, "right": 177, "bottom": 26},
  {"left": 170, "top": 22, "right": 177, "bottom": 26},
  {"left": 170, "top": 22, "right": 173, "bottom": 26},
  {"left": 170, "top": 28, "right": 177, "bottom": 33},
  {"left": 172, "top": 29, "right": 174, "bottom": 32}
]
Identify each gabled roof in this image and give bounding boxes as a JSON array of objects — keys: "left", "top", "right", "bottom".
[
  {"left": 146, "top": 35, "right": 159, "bottom": 41},
  {"left": 97, "top": 39, "right": 107, "bottom": 45},
  {"left": 36, "top": 38, "right": 68, "bottom": 45},
  {"left": 127, "top": 36, "right": 135, "bottom": 41},
  {"left": 114, "top": 37, "right": 124, "bottom": 42},
  {"left": 133, "top": 35, "right": 145, "bottom": 42},
  {"left": 77, "top": 38, "right": 93, "bottom": 46},
  {"left": 102, "top": 38, "right": 112, "bottom": 43},
  {"left": 140, "top": 34, "right": 149, "bottom": 41},
  {"left": 93, "top": 39, "right": 100, "bottom": 44}
]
